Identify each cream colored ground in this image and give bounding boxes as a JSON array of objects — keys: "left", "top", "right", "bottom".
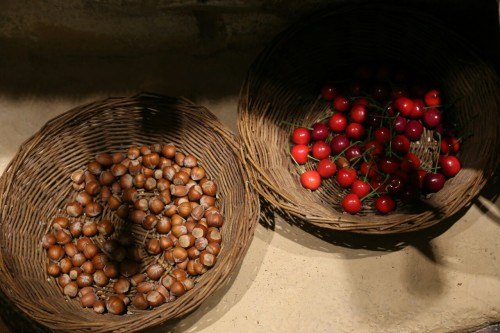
[{"left": 0, "top": 49, "right": 498, "bottom": 332}]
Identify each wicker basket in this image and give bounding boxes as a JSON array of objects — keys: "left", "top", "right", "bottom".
[
  {"left": 0, "top": 93, "right": 259, "bottom": 332},
  {"left": 238, "top": 3, "right": 500, "bottom": 233}
]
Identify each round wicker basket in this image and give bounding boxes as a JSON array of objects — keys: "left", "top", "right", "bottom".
[
  {"left": 0, "top": 93, "right": 259, "bottom": 332},
  {"left": 238, "top": 3, "right": 500, "bottom": 233}
]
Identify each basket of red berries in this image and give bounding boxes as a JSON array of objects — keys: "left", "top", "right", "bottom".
[{"left": 237, "top": 3, "right": 500, "bottom": 233}]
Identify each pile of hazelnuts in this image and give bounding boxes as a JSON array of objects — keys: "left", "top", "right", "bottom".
[{"left": 42, "top": 143, "right": 224, "bottom": 315}]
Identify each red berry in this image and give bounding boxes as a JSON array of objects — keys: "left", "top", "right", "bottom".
[
  {"left": 391, "top": 135, "right": 411, "bottom": 155},
  {"left": 379, "top": 156, "right": 400, "bottom": 174},
  {"left": 311, "top": 122, "right": 329, "bottom": 141},
  {"left": 345, "top": 145, "right": 362, "bottom": 162},
  {"left": 359, "top": 161, "right": 377, "bottom": 179},
  {"left": 394, "top": 97, "right": 414, "bottom": 117},
  {"left": 351, "top": 180, "right": 371, "bottom": 198},
  {"left": 291, "top": 127, "right": 311, "bottom": 145},
  {"left": 385, "top": 175, "right": 405, "bottom": 195},
  {"left": 410, "top": 99, "right": 425, "bottom": 119},
  {"left": 320, "top": 84, "right": 338, "bottom": 101},
  {"left": 424, "top": 89, "right": 442, "bottom": 107},
  {"left": 349, "top": 82, "right": 364, "bottom": 97},
  {"left": 400, "top": 185, "right": 421, "bottom": 204},
  {"left": 350, "top": 104, "right": 368, "bottom": 123},
  {"left": 300, "top": 170, "right": 321, "bottom": 190},
  {"left": 423, "top": 172, "right": 445, "bottom": 193},
  {"left": 342, "top": 194, "right": 362, "bottom": 214},
  {"left": 290, "top": 144, "right": 309, "bottom": 165},
  {"left": 330, "top": 134, "right": 350, "bottom": 154},
  {"left": 311, "top": 141, "right": 331, "bottom": 160},
  {"left": 439, "top": 155, "right": 461, "bottom": 178},
  {"left": 333, "top": 95, "right": 351, "bottom": 112},
  {"left": 336, "top": 167, "right": 357, "bottom": 188},
  {"left": 317, "top": 159, "right": 337, "bottom": 178},
  {"left": 374, "top": 127, "right": 391, "bottom": 144},
  {"left": 423, "top": 107, "right": 442, "bottom": 129},
  {"left": 354, "top": 97, "right": 370, "bottom": 107},
  {"left": 328, "top": 113, "right": 348, "bottom": 132},
  {"left": 364, "top": 140, "right": 383, "bottom": 157},
  {"left": 371, "top": 83, "right": 390, "bottom": 101},
  {"left": 393, "top": 115, "right": 408, "bottom": 134},
  {"left": 404, "top": 119, "right": 424, "bottom": 141},
  {"left": 374, "top": 194, "right": 396, "bottom": 214},
  {"left": 440, "top": 136, "right": 460, "bottom": 155},
  {"left": 400, "top": 153, "right": 421, "bottom": 172},
  {"left": 345, "top": 122, "right": 366, "bottom": 140}
]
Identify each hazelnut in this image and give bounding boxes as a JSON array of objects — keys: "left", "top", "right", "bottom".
[
  {"left": 106, "top": 295, "right": 126, "bottom": 315},
  {"left": 132, "top": 293, "right": 149, "bottom": 310}
]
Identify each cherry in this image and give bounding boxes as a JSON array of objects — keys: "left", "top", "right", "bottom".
[
  {"left": 350, "top": 104, "right": 368, "bottom": 123},
  {"left": 393, "top": 115, "right": 408, "bottom": 133},
  {"left": 410, "top": 99, "right": 425, "bottom": 119},
  {"left": 386, "top": 175, "right": 405, "bottom": 195},
  {"left": 393, "top": 96, "right": 414, "bottom": 117},
  {"left": 364, "top": 140, "right": 384, "bottom": 157},
  {"left": 311, "top": 122, "right": 329, "bottom": 141},
  {"left": 342, "top": 193, "right": 362, "bottom": 214},
  {"left": 439, "top": 155, "right": 461, "bottom": 177},
  {"left": 345, "top": 122, "right": 366, "bottom": 140},
  {"left": 349, "top": 81, "right": 364, "bottom": 97},
  {"left": 424, "top": 89, "right": 442, "bottom": 107},
  {"left": 422, "top": 172, "right": 445, "bottom": 193},
  {"left": 391, "top": 134, "right": 411, "bottom": 155},
  {"left": 292, "top": 127, "right": 311, "bottom": 145},
  {"left": 386, "top": 104, "right": 397, "bottom": 117},
  {"left": 290, "top": 144, "right": 309, "bottom": 165},
  {"left": 311, "top": 141, "right": 331, "bottom": 160},
  {"left": 374, "top": 194, "right": 396, "bottom": 214},
  {"left": 366, "top": 112, "right": 383, "bottom": 129},
  {"left": 330, "top": 134, "right": 350, "bottom": 154},
  {"left": 345, "top": 145, "right": 362, "bottom": 162},
  {"left": 400, "top": 153, "right": 421, "bottom": 172},
  {"left": 371, "top": 127, "right": 389, "bottom": 145},
  {"left": 370, "top": 174, "right": 388, "bottom": 193},
  {"left": 371, "top": 83, "right": 390, "bottom": 101},
  {"left": 359, "top": 161, "right": 377, "bottom": 179},
  {"left": 391, "top": 86, "right": 410, "bottom": 100},
  {"left": 333, "top": 95, "right": 351, "bottom": 112},
  {"left": 400, "top": 185, "right": 421, "bottom": 204},
  {"left": 316, "top": 159, "right": 337, "bottom": 178},
  {"left": 440, "top": 136, "right": 460, "bottom": 155},
  {"left": 320, "top": 84, "right": 338, "bottom": 101},
  {"left": 354, "top": 97, "right": 370, "bottom": 107},
  {"left": 328, "top": 113, "right": 348, "bottom": 132},
  {"left": 336, "top": 167, "right": 357, "bottom": 188},
  {"left": 404, "top": 119, "right": 424, "bottom": 141},
  {"left": 300, "top": 170, "right": 322, "bottom": 190},
  {"left": 423, "top": 107, "right": 442, "bottom": 129},
  {"left": 351, "top": 179, "right": 371, "bottom": 199},
  {"left": 379, "top": 156, "right": 400, "bottom": 174}
]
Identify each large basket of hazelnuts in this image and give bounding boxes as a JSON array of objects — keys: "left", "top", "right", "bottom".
[
  {"left": 238, "top": 3, "right": 500, "bottom": 233},
  {"left": 0, "top": 93, "right": 259, "bottom": 332}
]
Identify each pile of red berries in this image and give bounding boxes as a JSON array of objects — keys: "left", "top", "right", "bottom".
[{"left": 287, "top": 64, "right": 463, "bottom": 215}]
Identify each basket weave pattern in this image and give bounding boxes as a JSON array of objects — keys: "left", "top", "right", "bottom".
[
  {"left": 0, "top": 93, "right": 259, "bottom": 332},
  {"left": 238, "top": 4, "right": 500, "bottom": 233}
]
